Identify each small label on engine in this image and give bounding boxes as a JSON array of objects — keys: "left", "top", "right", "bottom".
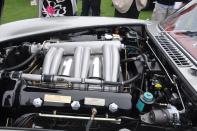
[
  {"left": 84, "top": 97, "right": 105, "bottom": 106},
  {"left": 44, "top": 94, "right": 71, "bottom": 104}
]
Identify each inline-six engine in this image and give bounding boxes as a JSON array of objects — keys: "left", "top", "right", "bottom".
[
  {"left": 2, "top": 40, "right": 133, "bottom": 117},
  {"left": 0, "top": 26, "right": 193, "bottom": 130}
]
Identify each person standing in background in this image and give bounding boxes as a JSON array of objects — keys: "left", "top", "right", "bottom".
[
  {"left": 0, "top": 0, "right": 4, "bottom": 18},
  {"left": 113, "top": 0, "right": 147, "bottom": 19},
  {"left": 71, "top": 0, "right": 78, "bottom": 16},
  {"left": 40, "top": 0, "right": 76, "bottom": 17},
  {"left": 81, "top": 0, "right": 101, "bottom": 16},
  {"left": 152, "top": 0, "right": 191, "bottom": 22}
]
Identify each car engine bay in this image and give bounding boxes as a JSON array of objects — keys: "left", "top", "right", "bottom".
[{"left": 0, "top": 25, "right": 196, "bottom": 131}]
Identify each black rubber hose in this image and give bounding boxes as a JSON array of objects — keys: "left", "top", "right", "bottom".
[
  {"left": 122, "top": 73, "right": 140, "bottom": 85},
  {"left": 86, "top": 119, "right": 93, "bottom": 131},
  {"left": 125, "top": 45, "right": 149, "bottom": 68},
  {"left": 103, "top": 73, "right": 140, "bottom": 86},
  {"left": 4, "top": 52, "right": 39, "bottom": 71}
]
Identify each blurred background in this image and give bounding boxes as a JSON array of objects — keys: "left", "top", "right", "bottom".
[{"left": 1, "top": 0, "right": 153, "bottom": 24}]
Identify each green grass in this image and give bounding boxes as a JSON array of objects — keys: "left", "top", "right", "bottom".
[
  {"left": 2, "top": 0, "right": 38, "bottom": 23},
  {"left": 2, "top": 0, "right": 152, "bottom": 24},
  {"left": 139, "top": 10, "right": 152, "bottom": 20}
]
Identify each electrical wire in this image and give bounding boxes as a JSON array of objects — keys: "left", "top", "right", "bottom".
[
  {"left": 86, "top": 119, "right": 93, "bottom": 131},
  {"left": 23, "top": 57, "right": 39, "bottom": 73},
  {"left": 122, "top": 74, "right": 141, "bottom": 85},
  {"left": 4, "top": 52, "right": 39, "bottom": 71},
  {"left": 118, "top": 116, "right": 139, "bottom": 121}
]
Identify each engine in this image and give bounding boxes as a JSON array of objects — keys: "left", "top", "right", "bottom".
[
  {"left": 0, "top": 25, "right": 196, "bottom": 131},
  {"left": 2, "top": 40, "right": 133, "bottom": 115}
]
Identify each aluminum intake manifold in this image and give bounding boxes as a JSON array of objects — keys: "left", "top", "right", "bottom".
[{"left": 32, "top": 41, "right": 124, "bottom": 91}]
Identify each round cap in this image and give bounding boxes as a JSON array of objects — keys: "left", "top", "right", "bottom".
[{"left": 143, "top": 92, "right": 154, "bottom": 102}]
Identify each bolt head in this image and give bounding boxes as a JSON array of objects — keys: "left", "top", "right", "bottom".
[
  {"left": 33, "top": 98, "right": 43, "bottom": 108},
  {"left": 109, "top": 103, "right": 119, "bottom": 113},
  {"left": 71, "top": 101, "right": 80, "bottom": 110}
]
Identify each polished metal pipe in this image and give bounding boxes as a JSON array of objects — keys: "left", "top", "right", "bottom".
[
  {"left": 9, "top": 72, "right": 140, "bottom": 86},
  {"left": 103, "top": 44, "right": 112, "bottom": 82},
  {"left": 111, "top": 46, "right": 120, "bottom": 82},
  {"left": 43, "top": 41, "right": 124, "bottom": 54},
  {"left": 74, "top": 47, "right": 83, "bottom": 78},
  {"left": 20, "top": 73, "right": 103, "bottom": 84},
  {"left": 88, "top": 57, "right": 102, "bottom": 90},
  {"left": 50, "top": 48, "right": 64, "bottom": 75},
  {"left": 21, "top": 73, "right": 42, "bottom": 81},
  {"left": 80, "top": 47, "right": 91, "bottom": 90},
  {"left": 103, "top": 45, "right": 121, "bottom": 91},
  {"left": 58, "top": 57, "right": 73, "bottom": 76},
  {"left": 42, "top": 47, "right": 57, "bottom": 74},
  {"left": 81, "top": 47, "right": 91, "bottom": 78},
  {"left": 89, "top": 56, "right": 102, "bottom": 78},
  {"left": 38, "top": 113, "right": 121, "bottom": 124}
]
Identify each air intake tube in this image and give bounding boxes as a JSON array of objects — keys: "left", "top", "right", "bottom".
[
  {"left": 103, "top": 44, "right": 120, "bottom": 91},
  {"left": 50, "top": 48, "right": 64, "bottom": 75},
  {"left": 42, "top": 47, "right": 57, "bottom": 75}
]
